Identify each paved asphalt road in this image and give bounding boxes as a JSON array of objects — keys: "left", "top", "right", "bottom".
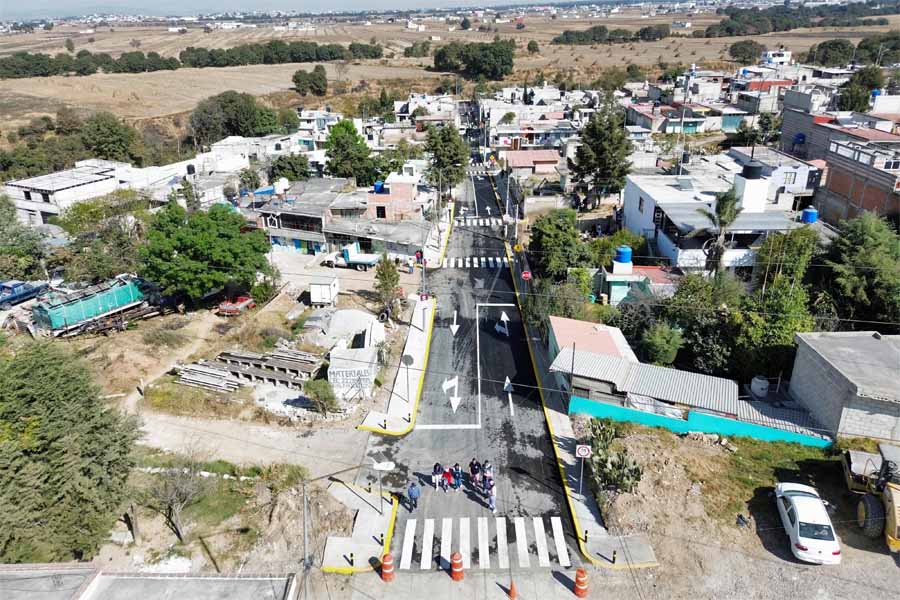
[{"left": 358, "top": 173, "right": 581, "bottom": 572}]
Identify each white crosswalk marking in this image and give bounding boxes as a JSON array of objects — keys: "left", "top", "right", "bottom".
[
  {"left": 503, "top": 257, "right": 509, "bottom": 266},
  {"left": 465, "top": 257, "right": 470, "bottom": 268},
  {"left": 459, "top": 518, "right": 471, "bottom": 569},
  {"left": 551, "top": 517, "right": 571, "bottom": 568},
  {"left": 440, "top": 518, "right": 452, "bottom": 571},
  {"left": 488, "top": 257, "right": 495, "bottom": 268},
  {"left": 496, "top": 517, "right": 509, "bottom": 569},
  {"left": 478, "top": 257, "right": 484, "bottom": 268},
  {"left": 533, "top": 517, "right": 551, "bottom": 567},
  {"left": 421, "top": 518, "right": 435, "bottom": 570},
  {"left": 400, "top": 519, "right": 417, "bottom": 570},
  {"left": 477, "top": 517, "right": 490, "bottom": 570},
  {"left": 496, "top": 256, "right": 504, "bottom": 268},
  {"left": 514, "top": 517, "right": 530, "bottom": 568},
  {"left": 442, "top": 257, "right": 448, "bottom": 268}
]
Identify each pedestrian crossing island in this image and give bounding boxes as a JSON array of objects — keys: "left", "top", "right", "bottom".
[{"left": 396, "top": 515, "right": 571, "bottom": 572}]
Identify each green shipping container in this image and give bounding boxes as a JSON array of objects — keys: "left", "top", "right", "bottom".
[{"left": 32, "top": 277, "right": 145, "bottom": 331}]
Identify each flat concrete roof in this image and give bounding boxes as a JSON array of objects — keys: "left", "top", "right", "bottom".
[
  {"left": 6, "top": 165, "right": 115, "bottom": 193},
  {"left": 0, "top": 566, "right": 96, "bottom": 600},
  {"left": 795, "top": 332, "right": 900, "bottom": 403},
  {"left": 82, "top": 574, "right": 291, "bottom": 600}
]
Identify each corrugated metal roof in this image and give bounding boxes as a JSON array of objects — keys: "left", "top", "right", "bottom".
[{"left": 550, "top": 348, "right": 739, "bottom": 414}]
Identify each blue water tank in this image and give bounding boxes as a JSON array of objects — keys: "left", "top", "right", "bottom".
[
  {"left": 801, "top": 207, "right": 818, "bottom": 224},
  {"left": 614, "top": 245, "right": 633, "bottom": 264},
  {"left": 872, "top": 89, "right": 883, "bottom": 97},
  {"left": 374, "top": 180, "right": 385, "bottom": 193}
]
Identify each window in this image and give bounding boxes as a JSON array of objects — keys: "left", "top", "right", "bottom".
[
  {"left": 41, "top": 193, "right": 50, "bottom": 202},
  {"left": 799, "top": 523, "right": 835, "bottom": 541},
  {"left": 24, "top": 191, "right": 31, "bottom": 201},
  {"left": 783, "top": 172, "right": 796, "bottom": 186},
  {"left": 572, "top": 386, "right": 591, "bottom": 399},
  {"left": 376, "top": 206, "right": 386, "bottom": 219},
  {"left": 638, "top": 196, "right": 645, "bottom": 214}
]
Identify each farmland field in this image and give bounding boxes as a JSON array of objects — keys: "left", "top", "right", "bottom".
[{"left": 2, "top": 9, "right": 899, "bottom": 133}]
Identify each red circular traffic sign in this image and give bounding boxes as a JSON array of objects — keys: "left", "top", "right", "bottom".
[{"left": 521, "top": 271, "right": 532, "bottom": 281}]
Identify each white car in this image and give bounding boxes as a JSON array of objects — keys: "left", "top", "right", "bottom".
[{"left": 774, "top": 482, "right": 842, "bottom": 565}]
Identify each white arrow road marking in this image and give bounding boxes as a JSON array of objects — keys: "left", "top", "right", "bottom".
[
  {"left": 442, "top": 376, "right": 461, "bottom": 413},
  {"left": 449, "top": 310, "right": 459, "bottom": 336},
  {"left": 500, "top": 311, "right": 509, "bottom": 323},
  {"left": 504, "top": 376, "right": 514, "bottom": 416}
]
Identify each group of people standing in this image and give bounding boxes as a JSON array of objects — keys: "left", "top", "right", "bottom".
[{"left": 405, "top": 458, "right": 496, "bottom": 513}]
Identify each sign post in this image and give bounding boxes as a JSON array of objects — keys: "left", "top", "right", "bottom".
[{"left": 575, "top": 444, "right": 592, "bottom": 496}]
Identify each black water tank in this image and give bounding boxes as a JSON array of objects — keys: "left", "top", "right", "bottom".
[
  {"left": 186, "top": 164, "right": 196, "bottom": 175},
  {"left": 742, "top": 161, "right": 763, "bottom": 180},
  {"left": 682, "top": 152, "right": 691, "bottom": 165}
]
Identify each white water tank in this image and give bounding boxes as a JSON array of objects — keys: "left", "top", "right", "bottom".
[{"left": 750, "top": 376, "right": 769, "bottom": 398}]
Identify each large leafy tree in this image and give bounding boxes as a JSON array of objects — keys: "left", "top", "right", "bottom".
[
  {"left": 729, "top": 40, "right": 766, "bottom": 64},
  {"left": 424, "top": 125, "right": 468, "bottom": 196},
  {"left": 753, "top": 226, "right": 819, "bottom": 293},
  {"left": 690, "top": 187, "right": 743, "bottom": 275},
  {"left": 324, "top": 119, "right": 377, "bottom": 185},
  {"left": 269, "top": 154, "right": 310, "bottom": 182},
  {"left": 805, "top": 39, "right": 855, "bottom": 67},
  {"left": 528, "top": 209, "right": 590, "bottom": 280},
  {"left": 641, "top": 322, "right": 683, "bottom": 366},
  {"left": 80, "top": 112, "right": 139, "bottom": 162},
  {"left": 374, "top": 253, "right": 400, "bottom": 309},
  {"left": 823, "top": 213, "right": 900, "bottom": 332},
  {"left": 140, "top": 203, "right": 270, "bottom": 302},
  {"left": 0, "top": 344, "right": 138, "bottom": 562},
  {"left": 838, "top": 84, "right": 872, "bottom": 112},
  {"left": 568, "top": 100, "right": 631, "bottom": 206},
  {"left": 0, "top": 195, "right": 44, "bottom": 280}
]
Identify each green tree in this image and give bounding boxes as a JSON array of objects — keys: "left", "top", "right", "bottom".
[
  {"left": 592, "top": 67, "right": 627, "bottom": 93},
  {"left": 55, "top": 106, "right": 83, "bottom": 135},
  {"left": 589, "top": 229, "right": 646, "bottom": 268},
  {"left": 0, "top": 195, "right": 44, "bottom": 280},
  {"left": 304, "top": 379, "right": 338, "bottom": 415},
  {"left": 528, "top": 209, "right": 590, "bottom": 280},
  {"left": 823, "top": 213, "right": 900, "bottom": 332},
  {"left": 180, "top": 178, "right": 199, "bottom": 212},
  {"left": 499, "top": 111, "right": 516, "bottom": 125},
  {"left": 277, "top": 107, "right": 300, "bottom": 133},
  {"left": 527, "top": 40, "right": 539, "bottom": 54},
  {"left": 424, "top": 126, "right": 469, "bottom": 196},
  {"left": 848, "top": 65, "right": 885, "bottom": 91},
  {"left": 239, "top": 168, "right": 260, "bottom": 192},
  {"left": 690, "top": 187, "right": 743, "bottom": 275},
  {"left": 753, "top": 226, "right": 819, "bottom": 293},
  {"left": 309, "top": 65, "right": 328, "bottom": 96},
  {"left": 641, "top": 322, "right": 683, "bottom": 365},
  {"left": 838, "top": 84, "right": 872, "bottom": 112},
  {"left": 253, "top": 106, "right": 279, "bottom": 136},
  {"left": 625, "top": 63, "right": 644, "bottom": 81},
  {"left": 324, "top": 119, "right": 377, "bottom": 185},
  {"left": 292, "top": 69, "right": 311, "bottom": 95},
  {"left": 460, "top": 17, "right": 471, "bottom": 30},
  {"left": 140, "top": 203, "right": 270, "bottom": 302},
  {"left": 523, "top": 279, "right": 588, "bottom": 336},
  {"left": 805, "top": 39, "right": 855, "bottom": 67},
  {"left": 374, "top": 253, "right": 400, "bottom": 309},
  {"left": 189, "top": 96, "right": 225, "bottom": 147},
  {"left": 728, "top": 40, "right": 766, "bottom": 64},
  {"left": 0, "top": 343, "right": 138, "bottom": 562},
  {"left": 80, "top": 112, "right": 139, "bottom": 161},
  {"left": 269, "top": 153, "right": 310, "bottom": 182},
  {"left": 65, "top": 38, "right": 75, "bottom": 53},
  {"left": 568, "top": 100, "right": 631, "bottom": 204}
]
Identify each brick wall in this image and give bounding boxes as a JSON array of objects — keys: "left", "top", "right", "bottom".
[{"left": 789, "top": 341, "right": 853, "bottom": 436}]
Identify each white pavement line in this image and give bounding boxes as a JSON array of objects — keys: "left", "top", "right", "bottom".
[
  {"left": 421, "top": 518, "right": 435, "bottom": 570},
  {"left": 459, "top": 517, "right": 471, "bottom": 569},
  {"left": 465, "top": 257, "right": 470, "bottom": 268},
  {"left": 416, "top": 423, "right": 481, "bottom": 430},
  {"left": 477, "top": 517, "right": 490, "bottom": 570},
  {"left": 496, "top": 517, "right": 509, "bottom": 570},
  {"left": 400, "top": 519, "right": 417, "bottom": 570},
  {"left": 550, "top": 517, "right": 571, "bottom": 568},
  {"left": 514, "top": 517, "right": 530, "bottom": 568},
  {"left": 533, "top": 517, "right": 551, "bottom": 567},
  {"left": 479, "top": 257, "right": 485, "bottom": 268},
  {"left": 442, "top": 257, "right": 448, "bottom": 268},
  {"left": 455, "top": 257, "right": 462, "bottom": 268},
  {"left": 440, "top": 518, "right": 452, "bottom": 571},
  {"left": 475, "top": 302, "right": 517, "bottom": 308},
  {"left": 503, "top": 257, "right": 509, "bottom": 266}
]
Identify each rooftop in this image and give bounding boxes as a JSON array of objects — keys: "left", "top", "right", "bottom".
[
  {"left": 795, "top": 332, "right": 900, "bottom": 403},
  {"left": 550, "top": 347, "right": 739, "bottom": 415},
  {"left": 549, "top": 316, "right": 638, "bottom": 362},
  {"left": 324, "top": 219, "right": 428, "bottom": 246},
  {"left": 506, "top": 150, "right": 561, "bottom": 168},
  {"left": 6, "top": 164, "right": 117, "bottom": 193},
  {"left": 662, "top": 201, "right": 800, "bottom": 234},
  {"left": 728, "top": 146, "right": 817, "bottom": 171},
  {"left": 820, "top": 123, "right": 900, "bottom": 142}
]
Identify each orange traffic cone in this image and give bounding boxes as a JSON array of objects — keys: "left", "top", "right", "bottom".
[
  {"left": 381, "top": 552, "right": 394, "bottom": 583},
  {"left": 508, "top": 580, "right": 518, "bottom": 599},
  {"left": 574, "top": 568, "right": 588, "bottom": 598},
  {"left": 450, "top": 551, "right": 464, "bottom": 581}
]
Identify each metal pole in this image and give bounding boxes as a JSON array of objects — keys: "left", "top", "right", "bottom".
[
  {"left": 302, "top": 481, "right": 309, "bottom": 600},
  {"left": 514, "top": 204, "right": 519, "bottom": 243},
  {"left": 378, "top": 469, "right": 384, "bottom": 515},
  {"left": 579, "top": 457, "right": 584, "bottom": 496}
]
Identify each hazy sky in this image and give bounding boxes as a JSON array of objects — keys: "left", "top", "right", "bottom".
[{"left": 4, "top": 1, "right": 520, "bottom": 20}]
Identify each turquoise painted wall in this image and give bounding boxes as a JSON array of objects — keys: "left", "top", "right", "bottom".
[{"left": 569, "top": 396, "right": 831, "bottom": 448}]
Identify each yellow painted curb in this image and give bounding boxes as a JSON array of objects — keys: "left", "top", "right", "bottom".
[
  {"left": 502, "top": 240, "right": 657, "bottom": 571},
  {"left": 320, "top": 486, "right": 400, "bottom": 574},
  {"left": 357, "top": 299, "right": 437, "bottom": 437}
]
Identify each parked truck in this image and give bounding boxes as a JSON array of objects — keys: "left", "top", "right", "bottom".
[
  {"left": 308, "top": 276, "right": 339, "bottom": 307},
  {"left": 0, "top": 280, "right": 49, "bottom": 310},
  {"left": 31, "top": 275, "right": 151, "bottom": 336},
  {"left": 322, "top": 242, "right": 380, "bottom": 272}
]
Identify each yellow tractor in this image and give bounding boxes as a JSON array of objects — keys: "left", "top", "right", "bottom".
[{"left": 842, "top": 442, "right": 900, "bottom": 553}]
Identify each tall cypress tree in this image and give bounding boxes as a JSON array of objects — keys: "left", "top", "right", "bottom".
[
  {"left": 0, "top": 344, "right": 138, "bottom": 562},
  {"left": 568, "top": 99, "right": 632, "bottom": 207}
]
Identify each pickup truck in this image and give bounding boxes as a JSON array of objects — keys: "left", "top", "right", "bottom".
[
  {"left": 0, "top": 280, "right": 49, "bottom": 310},
  {"left": 321, "top": 243, "right": 380, "bottom": 272}
]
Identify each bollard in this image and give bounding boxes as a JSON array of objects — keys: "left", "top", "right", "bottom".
[
  {"left": 349, "top": 552, "right": 355, "bottom": 567},
  {"left": 574, "top": 568, "right": 588, "bottom": 598},
  {"left": 584, "top": 529, "right": 588, "bottom": 543},
  {"left": 381, "top": 552, "right": 395, "bottom": 583},
  {"left": 379, "top": 532, "right": 384, "bottom": 545},
  {"left": 450, "top": 551, "right": 464, "bottom": 581},
  {"left": 612, "top": 549, "right": 617, "bottom": 564}
]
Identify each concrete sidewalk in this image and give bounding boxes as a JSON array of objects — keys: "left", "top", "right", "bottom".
[
  {"left": 503, "top": 245, "right": 657, "bottom": 570},
  {"left": 424, "top": 201, "right": 454, "bottom": 267},
  {"left": 359, "top": 297, "right": 436, "bottom": 435},
  {"left": 321, "top": 480, "right": 398, "bottom": 574}
]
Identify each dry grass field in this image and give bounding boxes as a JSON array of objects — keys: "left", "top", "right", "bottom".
[{"left": 2, "top": 9, "right": 899, "bottom": 136}]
